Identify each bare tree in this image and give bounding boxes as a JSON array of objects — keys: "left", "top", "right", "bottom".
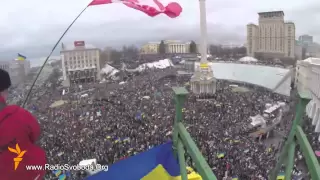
[
  {"left": 159, "top": 40, "right": 166, "bottom": 54},
  {"left": 189, "top": 41, "right": 197, "bottom": 53}
]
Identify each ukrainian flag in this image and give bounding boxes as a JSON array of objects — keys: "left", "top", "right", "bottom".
[
  {"left": 114, "top": 137, "right": 121, "bottom": 143},
  {"left": 53, "top": 170, "right": 62, "bottom": 177},
  {"left": 122, "top": 137, "right": 130, "bottom": 142},
  {"left": 277, "top": 172, "right": 285, "bottom": 180},
  {"left": 87, "top": 142, "right": 182, "bottom": 180},
  {"left": 217, "top": 152, "right": 225, "bottom": 159},
  {"left": 59, "top": 174, "right": 67, "bottom": 180},
  {"left": 16, "top": 53, "right": 26, "bottom": 61}
]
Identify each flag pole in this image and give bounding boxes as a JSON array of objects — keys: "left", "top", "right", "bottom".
[{"left": 22, "top": 6, "right": 89, "bottom": 108}]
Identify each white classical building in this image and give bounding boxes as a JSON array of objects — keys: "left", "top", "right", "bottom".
[
  {"left": 302, "top": 57, "right": 320, "bottom": 142},
  {"left": 295, "top": 59, "right": 313, "bottom": 93},
  {"left": 140, "top": 40, "right": 193, "bottom": 54}
]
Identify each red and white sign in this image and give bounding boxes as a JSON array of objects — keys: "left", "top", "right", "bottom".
[{"left": 74, "top": 41, "right": 85, "bottom": 47}]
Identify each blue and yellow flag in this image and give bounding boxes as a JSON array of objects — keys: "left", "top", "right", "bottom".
[
  {"left": 88, "top": 142, "right": 182, "bottom": 180},
  {"left": 53, "top": 170, "right": 62, "bottom": 177},
  {"left": 114, "top": 137, "right": 121, "bottom": 143},
  {"left": 16, "top": 53, "right": 26, "bottom": 61},
  {"left": 217, "top": 152, "right": 225, "bottom": 159},
  {"left": 277, "top": 172, "right": 285, "bottom": 180},
  {"left": 58, "top": 174, "right": 67, "bottom": 180},
  {"left": 122, "top": 137, "right": 130, "bottom": 142},
  {"left": 136, "top": 111, "right": 142, "bottom": 120}
]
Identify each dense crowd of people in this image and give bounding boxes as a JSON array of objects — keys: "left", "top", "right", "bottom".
[{"left": 7, "top": 59, "right": 316, "bottom": 180}]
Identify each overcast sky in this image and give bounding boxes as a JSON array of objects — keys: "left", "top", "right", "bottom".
[{"left": 0, "top": 0, "right": 319, "bottom": 60}]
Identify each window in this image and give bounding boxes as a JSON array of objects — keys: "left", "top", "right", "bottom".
[{"left": 270, "top": 27, "right": 272, "bottom": 50}]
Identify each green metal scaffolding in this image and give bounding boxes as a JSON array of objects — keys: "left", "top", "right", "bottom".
[
  {"left": 172, "top": 87, "right": 217, "bottom": 180},
  {"left": 172, "top": 87, "right": 320, "bottom": 180},
  {"left": 270, "top": 92, "right": 320, "bottom": 180}
]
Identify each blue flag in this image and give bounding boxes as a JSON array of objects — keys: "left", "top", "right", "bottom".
[
  {"left": 136, "top": 111, "right": 142, "bottom": 120},
  {"left": 65, "top": 171, "right": 71, "bottom": 177},
  {"left": 59, "top": 174, "right": 67, "bottom": 180}
]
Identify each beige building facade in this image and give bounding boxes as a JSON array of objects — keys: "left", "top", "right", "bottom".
[
  {"left": 0, "top": 61, "right": 10, "bottom": 72},
  {"left": 61, "top": 41, "right": 101, "bottom": 84},
  {"left": 247, "top": 11, "right": 295, "bottom": 59},
  {"left": 140, "top": 40, "right": 191, "bottom": 54},
  {"left": 0, "top": 60, "right": 30, "bottom": 85},
  {"left": 140, "top": 42, "right": 160, "bottom": 54}
]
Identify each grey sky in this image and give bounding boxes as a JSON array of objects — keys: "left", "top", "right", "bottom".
[{"left": 0, "top": 0, "right": 319, "bottom": 59}]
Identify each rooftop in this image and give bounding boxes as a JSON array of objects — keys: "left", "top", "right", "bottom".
[
  {"left": 61, "top": 43, "right": 98, "bottom": 51},
  {"left": 258, "top": 11, "right": 284, "bottom": 15},
  {"left": 208, "top": 62, "right": 291, "bottom": 96}
]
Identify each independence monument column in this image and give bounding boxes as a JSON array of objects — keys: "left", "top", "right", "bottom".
[{"left": 190, "top": 0, "right": 216, "bottom": 94}]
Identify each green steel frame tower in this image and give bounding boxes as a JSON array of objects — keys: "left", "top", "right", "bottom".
[
  {"left": 172, "top": 87, "right": 217, "bottom": 180},
  {"left": 270, "top": 91, "right": 320, "bottom": 180},
  {"left": 172, "top": 87, "right": 320, "bottom": 180}
]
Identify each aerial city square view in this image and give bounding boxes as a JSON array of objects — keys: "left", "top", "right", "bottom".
[{"left": 0, "top": 0, "right": 320, "bottom": 180}]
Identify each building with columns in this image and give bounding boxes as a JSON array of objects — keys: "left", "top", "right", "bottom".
[
  {"left": 164, "top": 40, "right": 190, "bottom": 54},
  {"left": 247, "top": 11, "right": 295, "bottom": 59},
  {"left": 295, "top": 59, "right": 312, "bottom": 93},
  {"left": 140, "top": 40, "right": 192, "bottom": 54},
  {"left": 298, "top": 57, "right": 320, "bottom": 142}
]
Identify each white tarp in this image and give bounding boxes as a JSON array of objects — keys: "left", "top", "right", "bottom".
[
  {"left": 238, "top": 56, "right": 258, "bottom": 62},
  {"left": 250, "top": 114, "right": 266, "bottom": 127},
  {"left": 194, "top": 62, "right": 291, "bottom": 96},
  {"left": 79, "top": 159, "right": 96, "bottom": 167},
  {"left": 81, "top": 94, "right": 88, "bottom": 98},
  {"left": 101, "top": 64, "right": 119, "bottom": 78},
  {"left": 79, "top": 159, "right": 103, "bottom": 175},
  {"left": 264, "top": 104, "right": 281, "bottom": 114},
  {"left": 127, "top": 59, "right": 174, "bottom": 72}
]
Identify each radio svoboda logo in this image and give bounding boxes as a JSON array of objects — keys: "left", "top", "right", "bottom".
[
  {"left": 8, "top": 143, "right": 27, "bottom": 170},
  {"left": 45, "top": 164, "right": 108, "bottom": 171}
]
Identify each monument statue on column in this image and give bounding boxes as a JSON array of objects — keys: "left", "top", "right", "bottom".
[{"left": 190, "top": 0, "right": 217, "bottom": 94}]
